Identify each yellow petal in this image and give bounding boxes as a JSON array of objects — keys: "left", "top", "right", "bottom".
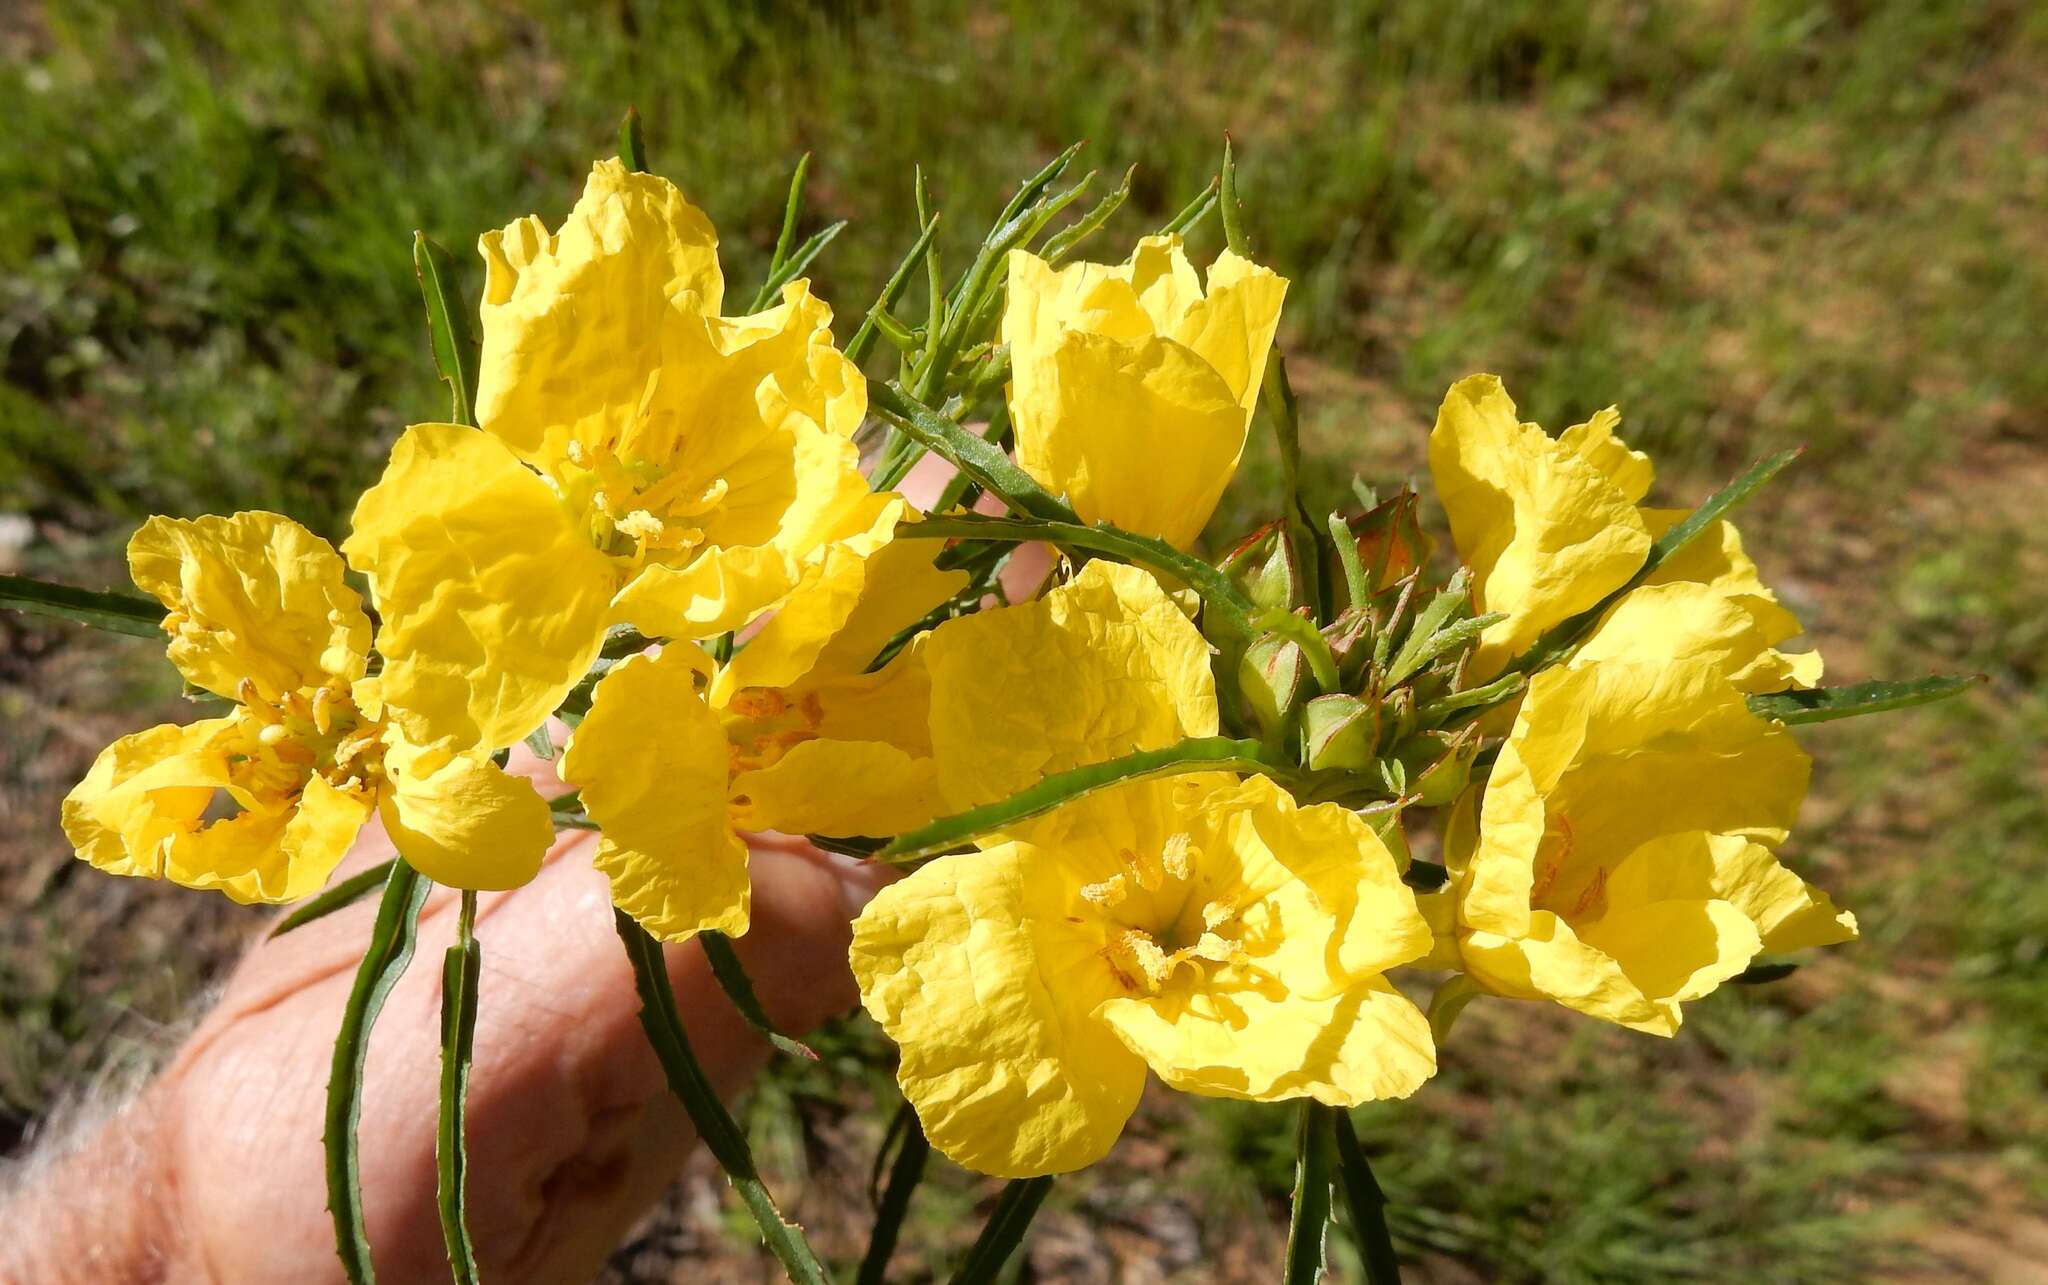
[
  {"left": 850, "top": 843, "right": 1147, "bottom": 1177},
  {"left": 128, "top": 512, "right": 371, "bottom": 701},
  {"left": 731, "top": 738, "right": 944, "bottom": 838},
  {"left": 1576, "top": 898, "right": 1762, "bottom": 1030},
  {"left": 1096, "top": 975, "right": 1435, "bottom": 1104},
  {"left": 1461, "top": 912, "right": 1676, "bottom": 1033},
  {"left": 380, "top": 740, "right": 554, "bottom": 890},
  {"left": 1604, "top": 831, "right": 1857, "bottom": 956},
  {"left": 1005, "top": 240, "right": 1286, "bottom": 548},
  {"left": 1427, "top": 374, "right": 1651, "bottom": 676},
  {"left": 476, "top": 159, "right": 724, "bottom": 463},
  {"left": 559, "top": 648, "right": 748, "bottom": 940},
  {"left": 1625, "top": 508, "right": 1823, "bottom": 691},
  {"left": 1557, "top": 406, "right": 1653, "bottom": 503},
  {"left": 343, "top": 423, "right": 615, "bottom": 752},
  {"left": 926, "top": 560, "right": 1219, "bottom": 810}
]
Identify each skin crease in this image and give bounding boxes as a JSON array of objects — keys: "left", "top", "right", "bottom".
[{"left": 1, "top": 455, "right": 1049, "bottom": 1284}]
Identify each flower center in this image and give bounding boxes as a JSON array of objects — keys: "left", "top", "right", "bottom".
[
  {"left": 724, "top": 687, "right": 826, "bottom": 776},
  {"left": 1080, "top": 834, "right": 1247, "bottom": 994},
  {"left": 1529, "top": 810, "right": 1607, "bottom": 921},
  {"left": 563, "top": 439, "right": 727, "bottom": 560},
  {"left": 229, "top": 677, "right": 386, "bottom": 803}
]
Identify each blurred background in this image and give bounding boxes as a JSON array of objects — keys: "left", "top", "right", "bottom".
[{"left": 2, "top": 2, "right": 2043, "bottom": 1280}]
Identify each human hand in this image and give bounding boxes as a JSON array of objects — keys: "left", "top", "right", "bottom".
[{"left": 4, "top": 747, "right": 892, "bottom": 1284}]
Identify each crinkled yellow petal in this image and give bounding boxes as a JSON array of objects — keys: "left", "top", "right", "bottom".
[
  {"left": 128, "top": 512, "right": 371, "bottom": 702},
  {"left": 1428, "top": 374, "right": 1651, "bottom": 676},
  {"left": 1461, "top": 912, "right": 1674, "bottom": 1032},
  {"left": 343, "top": 423, "right": 615, "bottom": 753},
  {"left": 1005, "top": 240, "right": 1286, "bottom": 548},
  {"left": 1462, "top": 660, "right": 1810, "bottom": 940},
  {"left": 476, "top": 158, "right": 723, "bottom": 463},
  {"left": 731, "top": 739, "right": 943, "bottom": 838},
  {"left": 379, "top": 740, "right": 553, "bottom": 891},
  {"left": 926, "top": 560, "right": 1219, "bottom": 810},
  {"left": 1576, "top": 582, "right": 1817, "bottom": 694},
  {"left": 559, "top": 648, "right": 748, "bottom": 940},
  {"left": 1097, "top": 975, "right": 1435, "bottom": 1104},
  {"left": 1632, "top": 508, "right": 1822, "bottom": 690},
  {"left": 62, "top": 718, "right": 371, "bottom": 903},
  {"left": 1557, "top": 406, "right": 1653, "bottom": 503},
  {"left": 1576, "top": 898, "right": 1763, "bottom": 1033},
  {"left": 851, "top": 843, "right": 1146, "bottom": 1177},
  {"left": 1604, "top": 831, "right": 1857, "bottom": 957},
  {"left": 711, "top": 506, "right": 964, "bottom": 704}
]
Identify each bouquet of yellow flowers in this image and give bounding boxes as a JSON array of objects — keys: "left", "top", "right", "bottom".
[{"left": 0, "top": 120, "right": 1974, "bottom": 1283}]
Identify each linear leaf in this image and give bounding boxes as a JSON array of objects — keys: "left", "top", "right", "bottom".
[
  {"left": 879, "top": 738, "right": 1281, "bottom": 862},
  {"left": 324, "top": 859, "right": 432, "bottom": 1284},
  {"left": 1159, "top": 176, "right": 1219, "bottom": 236},
  {"left": 752, "top": 151, "right": 813, "bottom": 311},
  {"left": 436, "top": 891, "right": 482, "bottom": 1284},
  {"left": 699, "top": 930, "right": 818, "bottom": 1060},
  {"left": 896, "top": 511, "right": 1257, "bottom": 644},
  {"left": 1042, "top": 164, "right": 1134, "bottom": 263},
  {"left": 948, "top": 1176, "right": 1054, "bottom": 1285},
  {"left": 858, "top": 1104, "right": 931, "bottom": 1285},
  {"left": 848, "top": 215, "right": 941, "bottom": 367},
  {"left": 867, "top": 382, "right": 1074, "bottom": 522},
  {"left": 1284, "top": 1102, "right": 1336, "bottom": 1284},
  {"left": 412, "top": 233, "right": 479, "bottom": 428},
  {"left": 1747, "top": 674, "right": 1981, "bottom": 725},
  {"left": 753, "top": 220, "right": 848, "bottom": 311},
  {"left": 613, "top": 912, "right": 832, "bottom": 1283},
  {"left": 0, "top": 573, "right": 161, "bottom": 639},
  {"left": 270, "top": 858, "right": 397, "bottom": 939},
  {"left": 1332, "top": 1112, "right": 1402, "bottom": 1285},
  {"left": 618, "top": 105, "right": 647, "bottom": 173}
]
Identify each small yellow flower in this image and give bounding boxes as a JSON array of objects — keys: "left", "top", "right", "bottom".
[
  {"left": 1005, "top": 237, "right": 1287, "bottom": 548},
  {"left": 63, "top": 513, "right": 554, "bottom": 902},
  {"left": 1429, "top": 374, "right": 1820, "bottom": 688},
  {"left": 559, "top": 527, "right": 967, "bottom": 940},
  {"left": 1441, "top": 658, "right": 1855, "bottom": 1035},
  {"left": 344, "top": 160, "right": 891, "bottom": 755},
  {"left": 851, "top": 773, "right": 1436, "bottom": 1178}
]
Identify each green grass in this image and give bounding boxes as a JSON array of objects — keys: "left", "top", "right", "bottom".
[{"left": 3, "top": 1, "right": 2045, "bottom": 1279}]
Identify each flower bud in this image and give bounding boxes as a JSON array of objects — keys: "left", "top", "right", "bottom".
[
  {"left": 1237, "top": 632, "right": 1306, "bottom": 738},
  {"left": 1301, "top": 693, "right": 1378, "bottom": 771}
]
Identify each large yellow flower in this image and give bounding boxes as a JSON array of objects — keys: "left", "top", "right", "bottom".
[
  {"left": 852, "top": 773, "right": 1436, "bottom": 1178},
  {"left": 343, "top": 160, "right": 891, "bottom": 755},
  {"left": 1005, "top": 237, "right": 1287, "bottom": 548},
  {"left": 63, "top": 513, "right": 554, "bottom": 902},
  {"left": 1428, "top": 374, "right": 1819, "bottom": 688},
  {"left": 1442, "top": 658, "right": 1855, "bottom": 1035},
  {"left": 558, "top": 525, "right": 966, "bottom": 941}
]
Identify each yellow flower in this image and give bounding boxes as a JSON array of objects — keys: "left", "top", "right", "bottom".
[
  {"left": 1443, "top": 658, "right": 1855, "bottom": 1035},
  {"left": 921, "top": 558, "right": 1220, "bottom": 811},
  {"left": 343, "top": 160, "right": 890, "bottom": 755},
  {"left": 62, "top": 513, "right": 554, "bottom": 902},
  {"left": 1005, "top": 237, "right": 1287, "bottom": 548},
  {"left": 1429, "top": 374, "right": 1819, "bottom": 688},
  {"left": 559, "top": 528, "right": 967, "bottom": 940},
  {"left": 851, "top": 773, "right": 1436, "bottom": 1178}
]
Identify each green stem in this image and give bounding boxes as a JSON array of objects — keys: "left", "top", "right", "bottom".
[
  {"left": 948, "top": 1176, "right": 1055, "bottom": 1285},
  {"left": 436, "top": 890, "right": 482, "bottom": 1284},
  {"left": 612, "top": 912, "right": 832, "bottom": 1284},
  {"left": 857, "top": 1105, "right": 931, "bottom": 1285},
  {"left": 1331, "top": 1112, "right": 1402, "bottom": 1285}
]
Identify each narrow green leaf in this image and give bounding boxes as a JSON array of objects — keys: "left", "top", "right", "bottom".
[
  {"left": 896, "top": 511, "right": 1257, "bottom": 645},
  {"left": 848, "top": 214, "right": 941, "bottom": 367},
  {"left": 436, "top": 891, "right": 482, "bottom": 1284},
  {"left": 751, "top": 151, "right": 813, "bottom": 311},
  {"left": 1417, "top": 670, "right": 1526, "bottom": 723},
  {"left": 1332, "top": 1112, "right": 1402, "bottom": 1285},
  {"left": 915, "top": 167, "right": 946, "bottom": 372},
  {"left": 1747, "top": 674, "right": 1981, "bottom": 725},
  {"left": 991, "top": 141, "right": 1086, "bottom": 236},
  {"left": 523, "top": 723, "right": 555, "bottom": 760},
  {"left": 1042, "top": 164, "right": 1134, "bottom": 263},
  {"left": 1383, "top": 571, "right": 1470, "bottom": 686},
  {"left": 613, "top": 912, "right": 832, "bottom": 1284},
  {"left": 699, "top": 930, "right": 818, "bottom": 1060},
  {"left": 1731, "top": 961, "right": 1800, "bottom": 984},
  {"left": 325, "top": 859, "right": 432, "bottom": 1284},
  {"left": 547, "top": 787, "right": 583, "bottom": 814},
  {"left": 1220, "top": 136, "right": 1251, "bottom": 255},
  {"left": 618, "top": 105, "right": 647, "bottom": 173},
  {"left": 0, "top": 572, "right": 162, "bottom": 639},
  {"left": 948, "top": 1176, "right": 1054, "bottom": 1285},
  {"left": 879, "top": 737, "right": 1281, "bottom": 862},
  {"left": 1159, "top": 175, "right": 1220, "bottom": 236},
  {"left": 1284, "top": 1102, "right": 1336, "bottom": 1284},
  {"left": 753, "top": 220, "right": 848, "bottom": 311},
  {"left": 412, "top": 233, "right": 479, "bottom": 428},
  {"left": 858, "top": 1105, "right": 931, "bottom": 1285},
  {"left": 270, "top": 858, "right": 398, "bottom": 939},
  {"left": 1387, "top": 613, "right": 1502, "bottom": 689},
  {"left": 868, "top": 382, "right": 1075, "bottom": 521},
  {"left": 1329, "top": 513, "right": 1373, "bottom": 610},
  {"left": 1516, "top": 447, "right": 1802, "bottom": 674}
]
